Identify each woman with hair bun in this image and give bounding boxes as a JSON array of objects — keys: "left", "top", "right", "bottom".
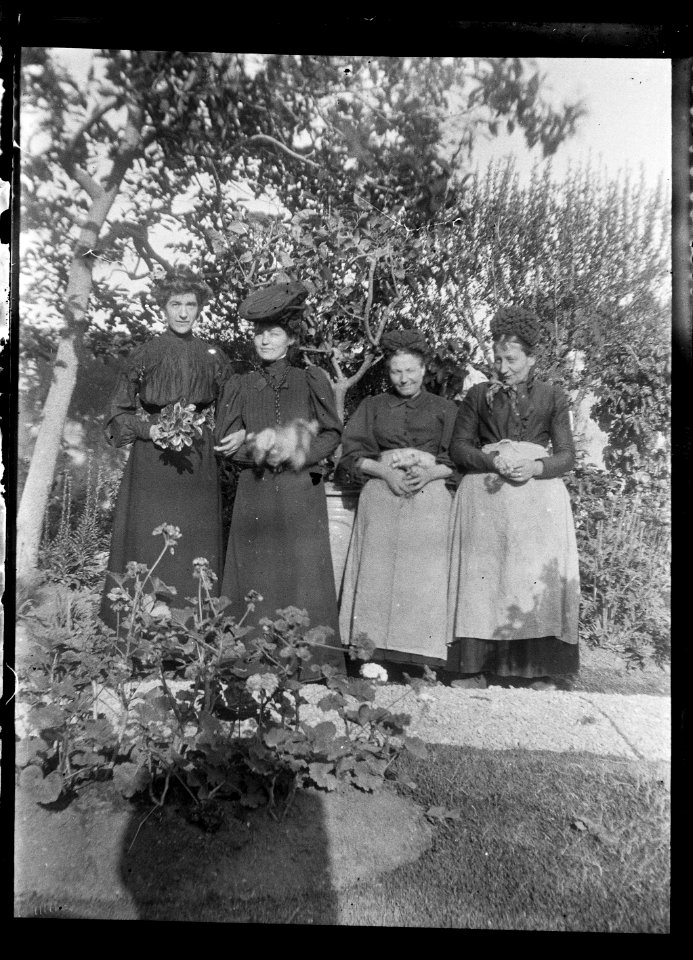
[
  {"left": 100, "top": 269, "right": 237, "bottom": 629},
  {"left": 447, "top": 306, "right": 580, "bottom": 690},
  {"left": 336, "top": 329, "right": 459, "bottom": 672}
]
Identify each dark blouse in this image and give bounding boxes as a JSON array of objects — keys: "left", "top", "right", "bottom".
[
  {"left": 449, "top": 378, "right": 575, "bottom": 480},
  {"left": 214, "top": 358, "right": 342, "bottom": 468},
  {"left": 104, "top": 329, "right": 231, "bottom": 448},
  {"left": 336, "top": 388, "right": 459, "bottom": 485}
]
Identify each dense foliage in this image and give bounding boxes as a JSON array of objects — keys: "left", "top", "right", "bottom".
[
  {"left": 17, "top": 527, "right": 433, "bottom": 821},
  {"left": 20, "top": 50, "right": 669, "bottom": 691}
]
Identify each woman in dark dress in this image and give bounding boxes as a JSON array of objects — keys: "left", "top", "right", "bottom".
[
  {"left": 214, "top": 281, "right": 345, "bottom": 671},
  {"left": 447, "top": 307, "right": 580, "bottom": 690},
  {"left": 336, "top": 330, "right": 458, "bottom": 672},
  {"left": 100, "top": 271, "right": 234, "bottom": 630}
]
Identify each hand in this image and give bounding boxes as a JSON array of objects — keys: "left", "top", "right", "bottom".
[
  {"left": 506, "top": 458, "right": 541, "bottom": 484},
  {"left": 383, "top": 466, "right": 415, "bottom": 497},
  {"left": 214, "top": 428, "right": 247, "bottom": 456},
  {"left": 493, "top": 453, "right": 516, "bottom": 478},
  {"left": 403, "top": 464, "right": 433, "bottom": 493}
]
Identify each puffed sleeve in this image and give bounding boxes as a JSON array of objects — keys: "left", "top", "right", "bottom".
[
  {"left": 213, "top": 348, "right": 233, "bottom": 391},
  {"left": 214, "top": 372, "right": 244, "bottom": 440},
  {"left": 435, "top": 398, "right": 463, "bottom": 488},
  {"left": 104, "top": 347, "right": 152, "bottom": 448},
  {"left": 537, "top": 386, "right": 576, "bottom": 480},
  {"left": 334, "top": 396, "right": 380, "bottom": 486},
  {"left": 435, "top": 399, "right": 459, "bottom": 469},
  {"left": 449, "top": 384, "right": 499, "bottom": 473},
  {"left": 304, "top": 365, "right": 342, "bottom": 467}
]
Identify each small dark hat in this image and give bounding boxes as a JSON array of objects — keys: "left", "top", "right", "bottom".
[
  {"left": 490, "top": 306, "right": 542, "bottom": 348},
  {"left": 239, "top": 281, "right": 309, "bottom": 323},
  {"left": 380, "top": 328, "right": 430, "bottom": 358}
]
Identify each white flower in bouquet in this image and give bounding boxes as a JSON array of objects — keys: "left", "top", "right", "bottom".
[{"left": 360, "top": 663, "right": 389, "bottom": 684}]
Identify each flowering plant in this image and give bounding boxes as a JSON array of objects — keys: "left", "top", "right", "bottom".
[
  {"left": 360, "top": 663, "right": 389, "bottom": 684},
  {"left": 150, "top": 400, "right": 207, "bottom": 451},
  {"left": 16, "top": 526, "right": 435, "bottom": 826}
]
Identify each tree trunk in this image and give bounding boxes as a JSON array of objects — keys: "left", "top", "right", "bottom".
[
  {"left": 16, "top": 331, "right": 83, "bottom": 579},
  {"left": 16, "top": 114, "right": 143, "bottom": 582}
]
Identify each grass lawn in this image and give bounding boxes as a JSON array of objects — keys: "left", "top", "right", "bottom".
[{"left": 15, "top": 745, "right": 670, "bottom": 930}]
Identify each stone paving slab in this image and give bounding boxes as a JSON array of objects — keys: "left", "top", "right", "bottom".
[
  {"left": 78, "top": 678, "right": 671, "bottom": 764},
  {"left": 300, "top": 684, "right": 672, "bottom": 763}
]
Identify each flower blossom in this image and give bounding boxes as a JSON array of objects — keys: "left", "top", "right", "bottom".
[
  {"left": 360, "top": 663, "right": 389, "bottom": 683},
  {"left": 245, "top": 673, "right": 280, "bottom": 698},
  {"left": 152, "top": 523, "right": 182, "bottom": 541}
]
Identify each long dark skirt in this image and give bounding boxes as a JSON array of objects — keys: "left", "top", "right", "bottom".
[
  {"left": 446, "top": 636, "right": 580, "bottom": 679},
  {"left": 100, "top": 430, "right": 224, "bottom": 631},
  {"left": 221, "top": 467, "right": 345, "bottom": 672}
]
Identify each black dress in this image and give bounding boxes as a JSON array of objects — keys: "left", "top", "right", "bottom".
[
  {"left": 100, "top": 329, "right": 230, "bottom": 630},
  {"left": 214, "top": 358, "right": 345, "bottom": 671}
]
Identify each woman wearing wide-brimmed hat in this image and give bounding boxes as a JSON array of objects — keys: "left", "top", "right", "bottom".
[
  {"left": 447, "top": 306, "right": 580, "bottom": 690},
  {"left": 336, "top": 329, "right": 459, "bottom": 672},
  {"left": 214, "top": 281, "right": 345, "bottom": 671}
]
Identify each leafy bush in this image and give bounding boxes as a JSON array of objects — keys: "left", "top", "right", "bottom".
[
  {"left": 566, "top": 459, "right": 670, "bottom": 670},
  {"left": 16, "top": 526, "right": 431, "bottom": 823},
  {"left": 39, "top": 456, "right": 114, "bottom": 588}
]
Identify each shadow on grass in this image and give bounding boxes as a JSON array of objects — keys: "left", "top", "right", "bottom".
[{"left": 118, "top": 790, "right": 339, "bottom": 923}]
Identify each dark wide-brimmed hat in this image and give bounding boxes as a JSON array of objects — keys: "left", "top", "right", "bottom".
[{"left": 239, "top": 281, "right": 309, "bottom": 327}]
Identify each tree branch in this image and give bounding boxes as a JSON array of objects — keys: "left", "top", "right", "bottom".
[
  {"left": 345, "top": 352, "right": 382, "bottom": 390},
  {"left": 246, "top": 134, "right": 320, "bottom": 170},
  {"left": 68, "top": 164, "right": 104, "bottom": 201},
  {"left": 65, "top": 95, "right": 121, "bottom": 157},
  {"left": 133, "top": 231, "right": 175, "bottom": 275},
  {"left": 202, "top": 151, "right": 230, "bottom": 238},
  {"left": 362, "top": 256, "right": 377, "bottom": 346},
  {"left": 374, "top": 307, "right": 389, "bottom": 345},
  {"left": 329, "top": 351, "right": 347, "bottom": 381}
]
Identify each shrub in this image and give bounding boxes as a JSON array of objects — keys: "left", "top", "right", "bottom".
[
  {"left": 39, "top": 456, "right": 115, "bottom": 588},
  {"left": 16, "top": 526, "right": 431, "bottom": 823},
  {"left": 566, "top": 459, "right": 670, "bottom": 669}
]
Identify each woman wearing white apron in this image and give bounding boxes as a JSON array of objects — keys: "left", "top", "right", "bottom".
[{"left": 447, "top": 307, "right": 580, "bottom": 690}]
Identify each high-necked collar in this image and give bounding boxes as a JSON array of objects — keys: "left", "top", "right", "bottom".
[
  {"left": 259, "top": 355, "right": 290, "bottom": 376},
  {"left": 162, "top": 327, "right": 195, "bottom": 343},
  {"left": 253, "top": 355, "right": 291, "bottom": 391},
  {"left": 384, "top": 385, "right": 429, "bottom": 407}
]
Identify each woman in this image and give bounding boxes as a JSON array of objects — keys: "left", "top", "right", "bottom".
[
  {"left": 100, "top": 270, "right": 233, "bottom": 630},
  {"left": 214, "top": 280, "right": 345, "bottom": 671},
  {"left": 447, "top": 306, "right": 580, "bottom": 690},
  {"left": 337, "top": 329, "right": 458, "bottom": 672}
]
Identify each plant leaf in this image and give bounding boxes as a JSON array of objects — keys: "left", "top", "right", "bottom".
[
  {"left": 113, "top": 762, "right": 151, "bottom": 798},
  {"left": 403, "top": 736, "right": 429, "bottom": 760},
  {"left": 20, "top": 766, "right": 64, "bottom": 804}
]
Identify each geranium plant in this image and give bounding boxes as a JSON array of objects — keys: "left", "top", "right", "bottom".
[{"left": 16, "top": 526, "right": 432, "bottom": 826}]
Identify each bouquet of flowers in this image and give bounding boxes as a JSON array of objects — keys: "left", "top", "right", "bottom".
[{"left": 151, "top": 400, "right": 207, "bottom": 451}]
